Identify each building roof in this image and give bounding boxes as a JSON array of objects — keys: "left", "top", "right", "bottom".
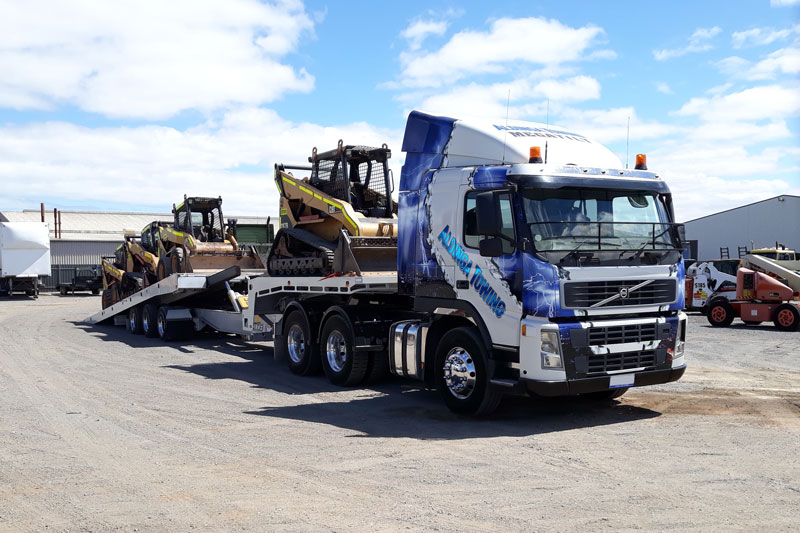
[
  {"left": 0, "top": 209, "right": 275, "bottom": 241},
  {"left": 683, "top": 195, "right": 800, "bottom": 224}
]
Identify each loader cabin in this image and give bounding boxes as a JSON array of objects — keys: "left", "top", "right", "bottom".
[
  {"left": 173, "top": 197, "right": 227, "bottom": 243},
  {"left": 309, "top": 143, "right": 394, "bottom": 219}
]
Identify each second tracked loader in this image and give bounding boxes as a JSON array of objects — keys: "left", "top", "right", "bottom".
[
  {"left": 269, "top": 141, "right": 398, "bottom": 276},
  {"left": 157, "top": 195, "right": 265, "bottom": 278}
]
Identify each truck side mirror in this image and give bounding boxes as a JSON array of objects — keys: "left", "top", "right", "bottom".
[
  {"left": 476, "top": 191, "right": 501, "bottom": 236},
  {"left": 672, "top": 223, "right": 685, "bottom": 246},
  {"left": 479, "top": 237, "right": 503, "bottom": 257}
]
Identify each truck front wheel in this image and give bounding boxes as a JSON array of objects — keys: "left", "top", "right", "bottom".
[
  {"left": 434, "top": 327, "right": 502, "bottom": 415},
  {"left": 774, "top": 304, "right": 800, "bottom": 331},
  {"left": 283, "top": 310, "right": 320, "bottom": 376},
  {"left": 707, "top": 299, "right": 735, "bottom": 327}
]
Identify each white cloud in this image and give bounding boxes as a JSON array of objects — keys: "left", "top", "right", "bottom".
[
  {"left": 771, "top": 0, "right": 800, "bottom": 6},
  {"left": 0, "top": 109, "right": 403, "bottom": 215},
  {"left": 397, "top": 17, "right": 605, "bottom": 88},
  {"left": 558, "top": 107, "right": 682, "bottom": 145},
  {"left": 0, "top": 0, "right": 315, "bottom": 120},
  {"left": 714, "top": 46, "right": 800, "bottom": 80},
  {"left": 407, "top": 74, "right": 600, "bottom": 122},
  {"left": 732, "top": 27, "right": 792, "bottom": 48},
  {"left": 400, "top": 20, "right": 448, "bottom": 51},
  {"left": 655, "top": 82, "right": 673, "bottom": 94},
  {"left": 676, "top": 84, "right": 800, "bottom": 121},
  {"left": 653, "top": 26, "right": 722, "bottom": 60}
]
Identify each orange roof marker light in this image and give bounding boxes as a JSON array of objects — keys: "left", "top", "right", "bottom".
[
  {"left": 635, "top": 153, "right": 648, "bottom": 170},
  {"left": 529, "top": 146, "right": 543, "bottom": 164}
]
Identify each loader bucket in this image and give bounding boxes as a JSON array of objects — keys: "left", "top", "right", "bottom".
[
  {"left": 333, "top": 232, "right": 397, "bottom": 274},
  {"left": 186, "top": 250, "right": 265, "bottom": 273}
]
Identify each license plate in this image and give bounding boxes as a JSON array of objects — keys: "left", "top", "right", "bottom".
[{"left": 609, "top": 373, "right": 634, "bottom": 388}]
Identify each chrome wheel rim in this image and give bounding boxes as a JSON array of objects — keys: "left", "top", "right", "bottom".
[
  {"left": 143, "top": 314, "right": 149, "bottom": 333},
  {"left": 443, "top": 347, "right": 476, "bottom": 400},
  {"left": 157, "top": 314, "right": 165, "bottom": 337},
  {"left": 129, "top": 312, "right": 136, "bottom": 330},
  {"left": 326, "top": 330, "right": 347, "bottom": 372},
  {"left": 287, "top": 324, "right": 306, "bottom": 364}
]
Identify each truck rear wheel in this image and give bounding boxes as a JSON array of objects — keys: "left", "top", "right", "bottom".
[
  {"left": 320, "top": 315, "right": 368, "bottom": 386},
  {"left": 142, "top": 303, "right": 159, "bottom": 338},
  {"left": 283, "top": 310, "right": 320, "bottom": 376},
  {"left": 707, "top": 299, "right": 735, "bottom": 327},
  {"left": 434, "top": 327, "right": 502, "bottom": 415},
  {"left": 127, "top": 306, "right": 143, "bottom": 335},
  {"left": 774, "top": 304, "right": 800, "bottom": 331}
]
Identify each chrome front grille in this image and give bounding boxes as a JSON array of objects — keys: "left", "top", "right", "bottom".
[
  {"left": 587, "top": 323, "right": 658, "bottom": 346},
  {"left": 564, "top": 279, "right": 676, "bottom": 308}
]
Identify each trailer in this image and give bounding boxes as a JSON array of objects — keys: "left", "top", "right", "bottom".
[
  {"left": 0, "top": 221, "right": 51, "bottom": 298},
  {"left": 84, "top": 110, "right": 689, "bottom": 415}
]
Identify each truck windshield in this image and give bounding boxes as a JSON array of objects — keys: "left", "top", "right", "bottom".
[{"left": 520, "top": 187, "right": 679, "bottom": 260}]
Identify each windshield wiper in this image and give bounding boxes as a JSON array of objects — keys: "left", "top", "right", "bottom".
[
  {"left": 618, "top": 227, "right": 674, "bottom": 260},
  {"left": 560, "top": 241, "right": 594, "bottom": 264}
]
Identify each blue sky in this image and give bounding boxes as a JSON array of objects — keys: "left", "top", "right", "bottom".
[{"left": 0, "top": 0, "right": 798, "bottom": 221}]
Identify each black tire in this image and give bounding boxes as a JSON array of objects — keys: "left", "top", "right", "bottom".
[
  {"left": 91, "top": 288, "right": 100, "bottom": 295},
  {"left": 742, "top": 321, "right": 762, "bottom": 325},
  {"left": 142, "top": 303, "right": 159, "bottom": 338},
  {"left": 774, "top": 304, "right": 800, "bottom": 332},
  {"left": 156, "top": 307, "right": 191, "bottom": 341},
  {"left": 171, "top": 248, "right": 184, "bottom": 275},
  {"left": 581, "top": 387, "right": 629, "bottom": 401},
  {"left": 363, "top": 351, "right": 390, "bottom": 384},
  {"left": 282, "top": 310, "right": 320, "bottom": 376},
  {"left": 59, "top": 286, "right": 68, "bottom": 296},
  {"left": 126, "top": 306, "right": 144, "bottom": 335},
  {"left": 157, "top": 259, "right": 167, "bottom": 281},
  {"left": 707, "top": 299, "right": 735, "bottom": 327},
  {"left": 434, "top": 327, "right": 502, "bottom": 415},
  {"left": 320, "top": 315, "right": 368, "bottom": 386}
]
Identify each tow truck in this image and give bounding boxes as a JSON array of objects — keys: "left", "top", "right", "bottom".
[{"left": 85, "top": 111, "right": 688, "bottom": 415}]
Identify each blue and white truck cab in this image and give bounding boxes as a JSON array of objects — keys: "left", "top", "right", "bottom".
[{"left": 395, "top": 111, "right": 687, "bottom": 413}]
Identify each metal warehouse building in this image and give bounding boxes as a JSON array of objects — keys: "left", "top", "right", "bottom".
[
  {"left": 0, "top": 208, "right": 275, "bottom": 290},
  {"left": 684, "top": 195, "right": 800, "bottom": 261}
]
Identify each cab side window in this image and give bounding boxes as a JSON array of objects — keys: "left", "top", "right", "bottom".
[{"left": 463, "top": 190, "right": 515, "bottom": 254}]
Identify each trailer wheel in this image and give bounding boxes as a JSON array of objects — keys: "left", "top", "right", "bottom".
[
  {"left": 142, "top": 303, "right": 159, "bottom": 338},
  {"left": 774, "top": 304, "right": 800, "bottom": 332},
  {"left": 707, "top": 299, "right": 735, "bottom": 327},
  {"left": 282, "top": 310, "right": 320, "bottom": 376},
  {"left": 59, "top": 286, "right": 67, "bottom": 296},
  {"left": 320, "top": 315, "right": 368, "bottom": 386},
  {"left": 127, "top": 306, "right": 144, "bottom": 335},
  {"left": 434, "top": 327, "right": 502, "bottom": 415}
]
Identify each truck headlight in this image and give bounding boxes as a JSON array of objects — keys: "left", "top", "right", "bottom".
[
  {"left": 675, "top": 319, "right": 686, "bottom": 358},
  {"left": 541, "top": 330, "right": 563, "bottom": 369}
]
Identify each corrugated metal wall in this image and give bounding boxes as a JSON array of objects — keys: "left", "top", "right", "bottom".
[{"left": 39, "top": 240, "right": 118, "bottom": 290}]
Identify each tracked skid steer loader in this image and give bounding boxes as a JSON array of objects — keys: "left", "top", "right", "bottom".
[
  {"left": 157, "top": 195, "right": 265, "bottom": 279},
  {"left": 269, "top": 141, "right": 398, "bottom": 276}
]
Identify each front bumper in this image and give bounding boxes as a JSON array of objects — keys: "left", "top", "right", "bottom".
[{"left": 522, "top": 364, "right": 686, "bottom": 397}]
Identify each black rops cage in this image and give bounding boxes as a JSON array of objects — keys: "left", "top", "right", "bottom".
[{"left": 309, "top": 140, "right": 393, "bottom": 218}]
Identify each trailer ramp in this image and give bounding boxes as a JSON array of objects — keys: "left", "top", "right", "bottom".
[{"left": 83, "top": 267, "right": 241, "bottom": 325}]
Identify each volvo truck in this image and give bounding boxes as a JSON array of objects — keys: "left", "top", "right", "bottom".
[{"left": 87, "top": 111, "right": 688, "bottom": 415}]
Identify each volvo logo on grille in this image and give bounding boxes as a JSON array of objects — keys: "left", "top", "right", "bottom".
[{"left": 619, "top": 287, "right": 630, "bottom": 299}]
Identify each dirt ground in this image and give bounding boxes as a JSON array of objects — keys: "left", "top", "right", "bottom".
[{"left": 1, "top": 295, "right": 798, "bottom": 531}]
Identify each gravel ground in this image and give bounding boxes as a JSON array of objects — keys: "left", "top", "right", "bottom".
[{"left": 1, "top": 295, "right": 798, "bottom": 531}]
